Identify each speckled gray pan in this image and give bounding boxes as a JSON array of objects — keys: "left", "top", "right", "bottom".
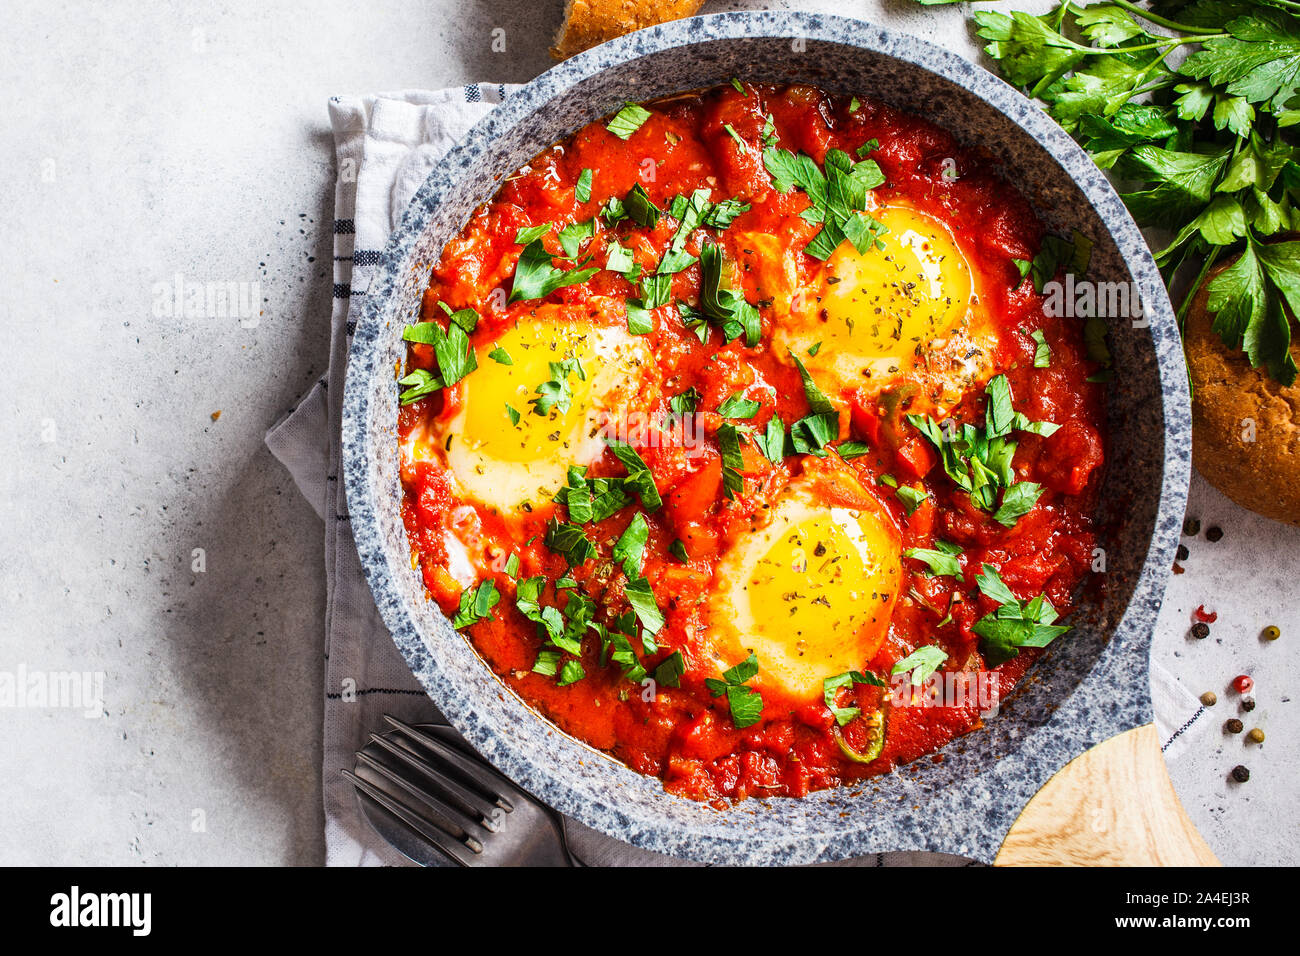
[{"left": 342, "top": 12, "right": 1191, "bottom": 864}]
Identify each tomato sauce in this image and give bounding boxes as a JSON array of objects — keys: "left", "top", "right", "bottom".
[{"left": 397, "top": 83, "right": 1107, "bottom": 804}]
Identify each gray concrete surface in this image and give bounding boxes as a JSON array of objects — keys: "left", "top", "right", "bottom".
[{"left": 0, "top": 0, "right": 1294, "bottom": 865}]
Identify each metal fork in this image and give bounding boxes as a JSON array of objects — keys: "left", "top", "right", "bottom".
[{"left": 342, "top": 715, "right": 583, "bottom": 866}]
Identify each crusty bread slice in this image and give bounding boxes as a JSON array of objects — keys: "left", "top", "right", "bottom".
[
  {"left": 1187, "top": 256, "right": 1300, "bottom": 527},
  {"left": 551, "top": 0, "right": 705, "bottom": 60}
]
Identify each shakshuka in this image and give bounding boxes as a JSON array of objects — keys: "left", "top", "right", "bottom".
[{"left": 396, "top": 83, "right": 1107, "bottom": 804}]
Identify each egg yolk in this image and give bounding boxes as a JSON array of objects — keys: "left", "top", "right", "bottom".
[
  {"left": 432, "top": 310, "right": 644, "bottom": 512},
  {"left": 706, "top": 478, "right": 900, "bottom": 702},
  {"left": 459, "top": 320, "right": 602, "bottom": 463},
  {"left": 819, "top": 205, "right": 972, "bottom": 359}
]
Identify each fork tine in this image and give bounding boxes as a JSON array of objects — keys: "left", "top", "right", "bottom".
[
  {"left": 383, "top": 715, "right": 521, "bottom": 809},
  {"left": 365, "top": 732, "right": 507, "bottom": 825},
  {"left": 342, "top": 769, "right": 480, "bottom": 867},
  {"left": 356, "top": 747, "right": 502, "bottom": 836}
]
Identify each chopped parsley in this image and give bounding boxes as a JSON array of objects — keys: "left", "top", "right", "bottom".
[
  {"left": 699, "top": 240, "right": 761, "bottom": 346},
  {"left": 449, "top": 579, "right": 499, "bottom": 629},
  {"left": 558, "top": 219, "right": 594, "bottom": 258},
  {"left": 906, "top": 374, "right": 1059, "bottom": 525},
  {"left": 544, "top": 517, "right": 597, "bottom": 568},
  {"left": 716, "top": 422, "right": 746, "bottom": 499},
  {"left": 904, "top": 540, "right": 963, "bottom": 577},
  {"left": 653, "top": 650, "right": 686, "bottom": 688},
  {"left": 705, "top": 652, "right": 764, "bottom": 728},
  {"left": 606, "top": 438, "right": 663, "bottom": 510},
  {"left": 575, "top": 168, "right": 593, "bottom": 203},
  {"left": 625, "top": 298, "right": 654, "bottom": 335},
  {"left": 607, "top": 102, "right": 652, "bottom": 140},
  {"left": 891, "top": 645, "right": 948, "bottom": 685},
  {"left": 509, "top": 240, "right": 600, "bottom": 302},
  {"left": 717, "top": 391, "right": 761, "bottom": 419},
  {"left": 895, "top": 484, "right": 930, "bottom": 515},
  {"left": 623, "top": 576, "right": 665, "bottom": 637},
  {"left": 762, "top": 146, "right": 887, "bottom": 259},
  {"left": 971, "top": 564, "right": 1070, "bottom": 666},
  {"left": 612, "top": 513, "right": 649, "bottom": 578},
  {"left": 623, "top": 183, "right": 660, "bottom": 228},
  {"left": 787, "top": 352, "right": 839, "bottom": 456},
  {"left": 823, "top": 669, "right": 885, "bottom": 726},
  {"left": 1031, "top": 329, "right": 1051, "bottom": 367},
  {"left": 398, "top": 304, "right": 480, "bottom": 403}
]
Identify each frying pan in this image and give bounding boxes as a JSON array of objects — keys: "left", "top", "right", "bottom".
[{"left": 342, "top": 11, "right": 1216, "bottom": 865}]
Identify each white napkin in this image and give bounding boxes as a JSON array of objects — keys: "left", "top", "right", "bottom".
[{"left": 266, "top": 87, "right": 1209, "bottom": 866}]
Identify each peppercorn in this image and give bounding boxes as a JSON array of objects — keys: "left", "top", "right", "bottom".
[
  {"left": 1206, "top": 526, "right": 1224, "bottom": 542},
  {"left": 1247, "top": 728, "right": 1265, "bottom": 743},
  {"left": 1200, "top": 691, "right": 1217, "bottom": 706},
  {"left": 1191, "top": 622, "right": 1210, "bottom": 639},
  {"left": 1242, "top": 697, "right": 1256, "bottom": 712},
  {"left": 1231, "top": 765, "right": 1250, "bottom": 782},
  {"left": 1263, "top": 625, "right": 1281, "bottom": 641},
  {"left": 1233, "top": 674, "right": 1254, "bottom": 694},
  {"left": 1183, "top": 517, "right": 1201, "bottom": 536},
  {"left": 1226, "top": 718, "right": 1244, "bottom": 733},
  {"left": 1176, "top": 544, "right": 1189, "bottom": 561}
]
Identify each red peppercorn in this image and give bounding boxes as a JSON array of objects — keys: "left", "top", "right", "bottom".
[
  {"left": 1193, "top": 604, "right": 1217, "bottom": 623},
  {"left": 1233, "top": 674, "right": 1254, "bottom": 694}
]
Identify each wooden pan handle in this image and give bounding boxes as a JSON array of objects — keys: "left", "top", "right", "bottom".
[{"left": 995, "top": 724, "right": 1220, "bottom": 866}]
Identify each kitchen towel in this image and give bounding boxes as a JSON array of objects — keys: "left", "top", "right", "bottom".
[{"left": 266, "top": 86, "right": 1211, "bottom": 866}]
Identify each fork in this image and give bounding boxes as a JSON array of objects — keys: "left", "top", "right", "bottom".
[{"left": 342, "top": 715, "right": 583, "bottom": 866}]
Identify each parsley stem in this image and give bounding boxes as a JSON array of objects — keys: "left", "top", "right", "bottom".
[
  {"left": 1060, "top": 34, "right": 1228, "bottom": 55},
  {"left": 1105, "top": 0, "right": 1224, "bottom": 36},
  {"left": 1176, "top": 245, "right": 1222, "bottom": 335}
]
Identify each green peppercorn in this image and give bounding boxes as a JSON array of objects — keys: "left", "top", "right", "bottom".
[
  {"left": 1206, "top": 526, "right": 1224, "bottom": 542},
  {"left": 1263, "top": 625, "right": 1281, "bottom": 641},
  {"left": 1192, "top": 622, "right": 1211, "bottom": 639},
  {"left": 1226, "top": 718, "right": 1244, "bottom": 734},
  {"left": 1231, "top": 765, "right": 1250, "bottom": 782},
  {"left": 1247, "top": 728, "right": 1265, "bottom": 743},
  {"left": 1183, "top": 517, "right": 1201, "bottom": 536},
  {"left": 1200, "top": 691, "right": 1217, "bottom": 706}
]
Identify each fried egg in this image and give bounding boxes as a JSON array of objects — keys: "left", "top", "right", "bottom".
[
  {"left": 700, "top": 460, "right": 901, "bottom": 702},
  {"left": 759, "top": 204, "right": 1000, "bottom": 412},
  {"left": 408, "top": 302, "right": 650, "bottom": 514}
]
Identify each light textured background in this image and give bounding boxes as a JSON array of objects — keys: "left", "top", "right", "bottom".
[{"left": 0, "top": 0, "right": 1294, "bottom": 865}]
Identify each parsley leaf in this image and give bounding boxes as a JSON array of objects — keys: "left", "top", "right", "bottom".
[
  {"left": 717, "top": 391, "right": 761, "bottom": 419},
  {"left": 891, "top": 645, "right": 948, "bottom": 685},
  {"left": 949, "top": 0, "right": 1300, "bottom": 384},
  {"left": 705, "top": 652, "right": 764, "bottom": 728},
  {"left": 716, "top": 423, "right": 746, "bottom": 499},
  {"left": 971, "top": 564, "right": 1071, "bottom": 666},
  {"left": 698, "top": 240, "right": 761, "bottom": 346},
  {"left": 509, "top": 240, "right": 600, "bottom": 302},
  {"left": 823, "top": 669, "right": 886, "bottom": 726},
  {"left": 449, "top": 579, "right": 499, "bottom": 629},
  {"left": 904, "top": 542, "right": 963, "bottom": 577},
  {"left": 606, "top": 438, "right": 663, "bottom": 510},
  {"left": 575, "top": 168, "right": 593, "bottom": 203},
  {"left": 653, "top": 650, "right": 686, "bottom": 688},
  {"left": 612, "top": 513, "right": 650, "bottom": 578},
  {"left": 607, "top": 102, "right": 651, "bottom": 140}
]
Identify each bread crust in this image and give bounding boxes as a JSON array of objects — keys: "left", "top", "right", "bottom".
[
  {"left": 551, "top": 0, "right": 705, "bottom": 60},
  {"left": 1186, "top": 258, "right": 1300, "bottom": 527}
]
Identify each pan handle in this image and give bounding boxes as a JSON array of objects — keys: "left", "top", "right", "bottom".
[{"left": 995, "top": 724, "right": 1220, "bottom": 866}]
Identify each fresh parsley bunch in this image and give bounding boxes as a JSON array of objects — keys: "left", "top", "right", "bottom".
[{"left": 922, "top": 0, "right": 1300, "bottom": 382}]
